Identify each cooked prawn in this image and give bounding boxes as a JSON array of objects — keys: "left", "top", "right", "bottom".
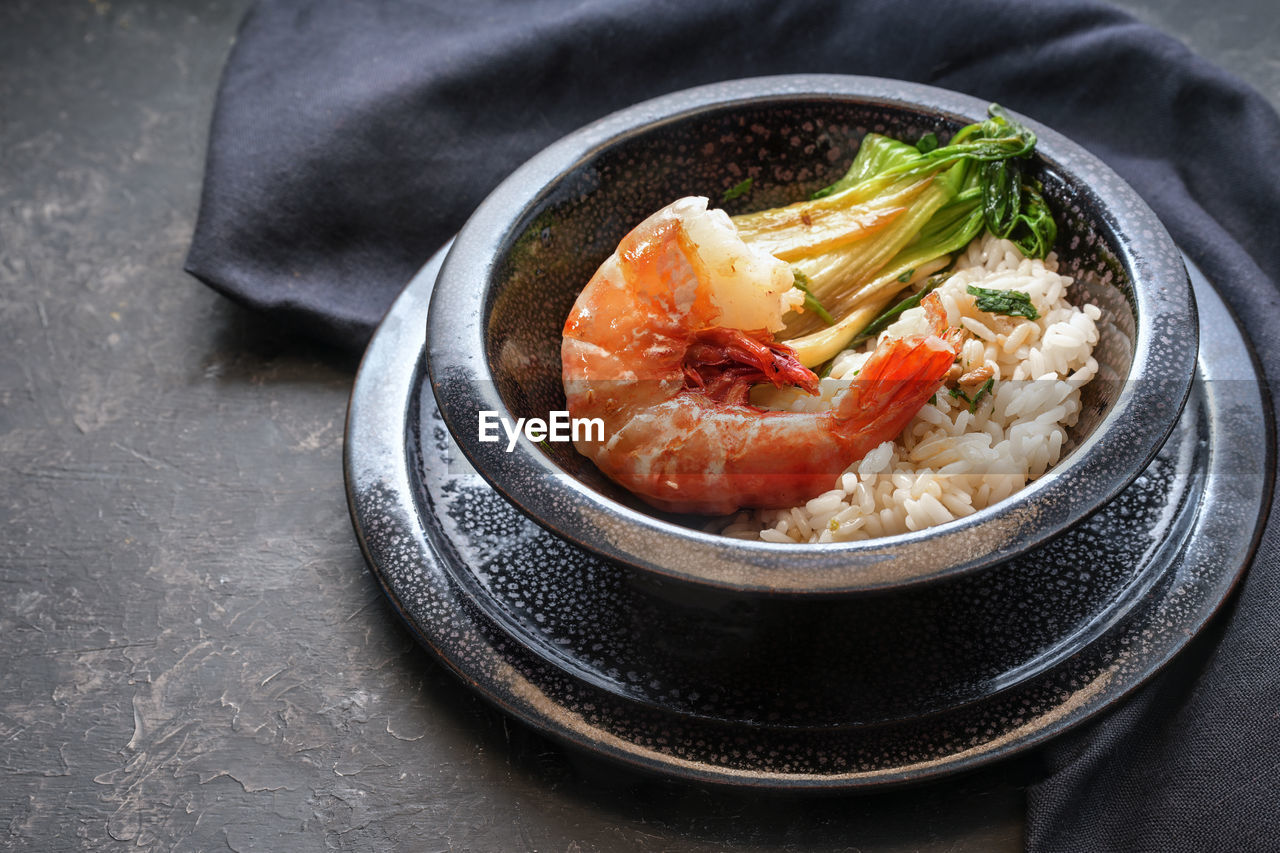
[{"left": 561, "top": 197, "right": 957, "bottom": 515}]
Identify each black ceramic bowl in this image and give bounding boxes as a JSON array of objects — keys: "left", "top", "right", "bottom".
[{"left": 427, "top": 75, "right": 1196, "bottom": 594}]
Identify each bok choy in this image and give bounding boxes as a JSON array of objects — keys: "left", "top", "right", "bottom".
[{"left": 731, "top": 105, "right": 1057, "bottom": 366}]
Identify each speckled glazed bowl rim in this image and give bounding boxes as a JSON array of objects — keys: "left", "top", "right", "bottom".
[{"left": 427, "top": 75, "right": 1197, "bottom": 594}]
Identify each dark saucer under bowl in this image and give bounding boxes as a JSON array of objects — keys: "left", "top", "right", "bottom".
[
  {"left": 345, "top": 246, "right": 1269, "bottom": 787},
  {"left": 427, "top": 75, "right": 1197, "bottom": 593}
]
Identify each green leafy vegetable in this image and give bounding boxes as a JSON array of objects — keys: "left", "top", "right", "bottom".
[
  {"left": 731, "top": 104, "right": 1057, "bottom": 366},
  {"left": 1004, "top": 179, "right": 1057, "bottom": 258},
  {"left": 851, "top": 275, "right": 947, "bottom": 346},
  {"left": 981, "top": 157, "right": 1020, "bottom": 237},
  {"left": 808, "top": 104, "right": 1038, "bottom": 201},
  {"left": 722, "top": 178, "right": 754, "bottom": 201},
  {"left": 792, "top": 269, "right": 834, "bottom": 325},
  {"left": 966, "top": 284, "right": 1040, "bottom": 320},
  {"left": 969, "top": 377, "right": 995, "bottom": 412}
]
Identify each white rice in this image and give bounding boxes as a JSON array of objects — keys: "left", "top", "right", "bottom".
[{"left": 720, "top": 234, "right": 1101, "bottom": 544}]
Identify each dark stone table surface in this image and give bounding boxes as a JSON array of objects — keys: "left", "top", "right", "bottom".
[{"left": 2, "top": 1, "right": 1275, "bottom": 849}]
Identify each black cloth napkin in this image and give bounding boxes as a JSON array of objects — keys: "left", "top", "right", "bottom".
[{"left": 187, "top": 1, "right": 1280, "bottom": 848}]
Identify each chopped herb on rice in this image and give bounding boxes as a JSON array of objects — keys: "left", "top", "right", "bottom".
[{"left": 723, "top": 234, "right": 1100, "bottom": 543}]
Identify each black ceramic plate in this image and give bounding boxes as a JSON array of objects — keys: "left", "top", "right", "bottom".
[{"left": 345, "top": 247, "right": 1269, "bottom": 789}]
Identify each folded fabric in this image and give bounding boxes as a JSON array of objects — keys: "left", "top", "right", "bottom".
[{"left": 186, "top": 1, "right": 1280, "bottom": 849}]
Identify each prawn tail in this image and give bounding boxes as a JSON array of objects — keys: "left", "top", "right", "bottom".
[
  {"left": 683, "top": 327, "right": 819, "bottom": 406},
  {"left": 834, "top": 293, "right": 956, "bottom": 437}
]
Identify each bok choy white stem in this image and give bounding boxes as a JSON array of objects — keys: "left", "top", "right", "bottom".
[{"left": 731, "top": 105, "right": 1057, "bottom": 366}]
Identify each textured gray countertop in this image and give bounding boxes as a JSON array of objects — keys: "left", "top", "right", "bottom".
[{"left": 2, "top": 0, "right": 1275, "bottom": 849}]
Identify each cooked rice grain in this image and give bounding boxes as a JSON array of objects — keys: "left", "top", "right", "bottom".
[{"left": 726, "top": 234, "right": 1100, "bottom": 543}]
